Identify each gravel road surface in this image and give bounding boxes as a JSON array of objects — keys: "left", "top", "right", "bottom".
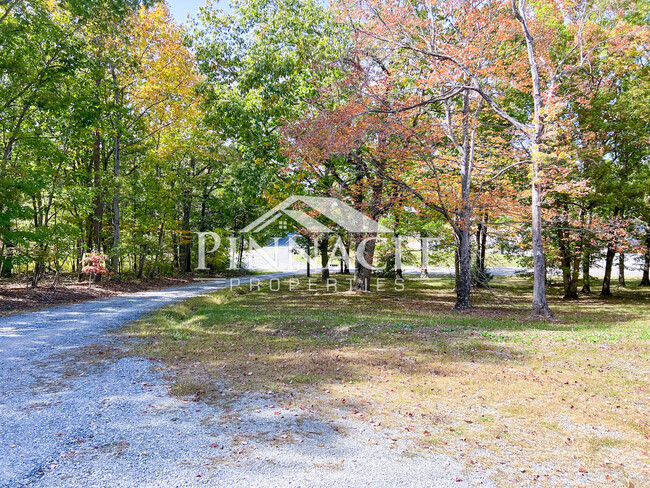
[{"left": 0, "top": 274, "right": 495, "bottom": 488}]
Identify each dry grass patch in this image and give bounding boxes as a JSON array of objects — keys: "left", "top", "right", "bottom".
[{"left": 123, "top": 276, "right": 650, "bottom": 487}]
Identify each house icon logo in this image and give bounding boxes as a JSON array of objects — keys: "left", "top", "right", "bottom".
[{"left": 241, "top": 196, "right": 392, "bottom": 234}]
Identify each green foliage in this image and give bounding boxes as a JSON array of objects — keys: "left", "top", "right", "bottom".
[{"left": 0, "top": 0, "right": 649, "bottom": 295}]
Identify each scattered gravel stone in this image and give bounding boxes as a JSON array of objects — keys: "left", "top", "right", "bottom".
[{"left": 0, "top": 275, "right": 495, "bottom": 487}]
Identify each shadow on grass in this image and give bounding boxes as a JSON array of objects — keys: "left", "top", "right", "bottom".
[
  {"left": 125, "top": 275, "right": 650, "bottom": 396},
  {"left": 119, "top": 275, "right": 650, "bottom": 488}
]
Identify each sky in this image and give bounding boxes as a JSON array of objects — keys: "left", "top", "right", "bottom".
[{"left": 166, "top": 0, "right": 232, "bottom": 23}]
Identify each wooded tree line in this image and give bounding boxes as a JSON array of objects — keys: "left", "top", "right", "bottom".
[
  {"left": 1, "top": 0, "right": 649, "bottom": 318},
  {"left": 0, "top": 0, "right": 267, "bottom": 285}
]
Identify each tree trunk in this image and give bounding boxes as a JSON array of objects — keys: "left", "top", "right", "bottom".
[
  {"left": 172, "top": 230, "right": 179, "bottom": 270},
  {"left": 454, "top": 228, "right": 472, "bottom": 310},
  {"left": 569, "top": 251, "right": 580, "bottom": 299},
  {"left": 136, "top": 248, "right": 146, "bottom": 279},
  {"left": 394, "top": 234, "right": 403, "bottom": 280},
  {"left": 353, "top": 235, "right": 376, "bottom": 291},
  {"left": 582, "top": 249, "right": 592, "bottom": 293},
  {"left": 343, "top": 234, "right": 350, "bottom": 274},
  {"left": 453, "top": 90, "right": 473, "bottom": 310},
  {"left": 530, "top": 154, "right": 554, "bottom": 318},
  {"left": 179, "top": 226, "right": 191, "bottom": 275},
  {"left": 179, "top": 166, "right": 193, "bottom": 273},
  {"left": 600, "top": 244, "right": 616, "bottom": 297},
  {"left": 641, "top": 227, "right": 650, "bottom": 286},
  {"left": 319, "top": 234, "right": 329, "bottom": 282},
  {"left": 153, "top": 222, "right": 164, "bottom": 276},
  {"left": 618, "top": 253, "right": 626, "bottom": 287},
  {"left": 475, "top": 214, "right": 488, "bottom": 287},
  {"left": 581, "top": 210, "right": 591, "bottom": 294},
  {"left": 1, "top": 243, "right": 12, "bottom": 278},
  {"left": 558, "top": 228, "right": 572, "bottom": 299},
  {"left": 349, "top": 150, "right": 383, "bottom": 291},
  {"left": 354, "top": 264, "right": 372, "bottom": 290},
  {"left": 511, "top": 3, "right": 555, "bottom": 319},
  {"left": 601, "top": 207, "right": 620, "bottom": 296},
  {"left": 237, "top": 235, "right": 245, "bottom": 269},
  {"left": 91, "top": 130, "right": 103, "bottom": 251},
  {"left": 306, "top": 238, "right": 311, "bottom": 278},
  {"left": 111, "top": 73, "right": 121, "bottom": 273},
  {"left": 111, "top": 145, "right": 121, "bottom": 272},
  {"left": 76, "top": 240, "right": 84, "bottom": 282},
  {"left": 31, "top": 261, "right": 42, "bottom": 288},
  {"left": 354, "top": 262, "right": 372, "bottom": 290},
  {"left": 420, "top": 237, "right": 429, "bottom": 278},
  {"left": 480, "top": 217, "right": 487, "bottom": 271},
  {"left": 558, "top": 223, "right": 579, "bottom": 299},
  {"left": 180, "top": 204, "right": 192, "bottom": 273},
  {"left": 454, "top": 248, "right": 460, "bottom": 290},
  {"left": 0, "top": 105, "right": 28, "bottom": 278},
  {"left": 180, "top": 237, "right": 191, "bottom": 273},
  {"left": 51, "top": 268, "right": 61, "bottom": 289}
]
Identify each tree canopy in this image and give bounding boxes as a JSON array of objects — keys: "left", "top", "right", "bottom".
[{"left": 1, "top": 0, "right": 649, "bottom": 317}]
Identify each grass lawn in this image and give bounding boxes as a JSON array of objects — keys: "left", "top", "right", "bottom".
[{"left": 123, "top": 275, "right": 649, "bottom": 487}]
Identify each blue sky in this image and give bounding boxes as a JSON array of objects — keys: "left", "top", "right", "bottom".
[{"left": 167, "top": 0, "right": 232, "bottom": 23}]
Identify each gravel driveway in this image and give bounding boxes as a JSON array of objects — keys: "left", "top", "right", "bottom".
[{"left": 0, "top": 274, "right": 495, "bottom": 488}]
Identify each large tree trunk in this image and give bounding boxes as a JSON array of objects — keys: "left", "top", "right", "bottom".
[
  {"left": 353, "top": 234, "right": 376, "bottom": 291},
  {"left": 530, "top": 163, "right": 554, "bottom": 317},
  {"left": 453, "top": 90, "right": 473, "bottom": 310},
  {"left": 600, "top": 244, "right": 616, "bottom": 297},
  {"left": 641, "top": 227, "right": 650, "bottom": 286},
  {"left": 91, "top": 130, "right": 103, "bottom": 251},
  {"left": 580, "top": 209, "right": 591, "bottom": 294},
  {"left": 0, "top": 105, "right": 28, "bottom": 278},
  {"left": 111, "top": 73, "right": 121, "bottom": 273},
  {"left": 319, "top": 234, "right": 329, "bottom": 282},
  {"left": 454, "top": 226, "right": 472, "bottom": 310},
  {"left": 641, "top": 255, "right": 650, "bottom": 286},
  {"left": 111, "top": 142, "right": 121, "bottom": 272},
  {"left": 618, "top": 253, "right": 626, "bottom": 287},
  {"left": 354, "top": 264, "right": 372, "bottom": 291},
  {"left": 349, "top": 150, "right": 385, "bottom": 291},
  {"left": 512, "top": 2, "right": 555, "bottom": 319}
]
